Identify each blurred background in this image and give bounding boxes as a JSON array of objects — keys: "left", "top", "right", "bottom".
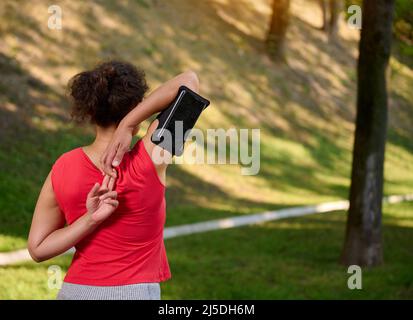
[{"left": 0, "top": 0, "right": 412, "bottom": 299}]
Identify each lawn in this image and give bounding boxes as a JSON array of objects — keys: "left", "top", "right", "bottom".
[
  {"left": 1, "top": 201, "right": 412, "bottom": 300},
  {"left": 0, "top": 0, "right": 412, "bottom": 300},
  {"left": 1, "top": 0, "right": 413, "bottom": 252}
]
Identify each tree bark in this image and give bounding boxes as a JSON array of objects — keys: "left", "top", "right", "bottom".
[
  {"left": 319, "top": 0, "right": 328, "bottom": 31},
  {"left": 340, "top": 0, "right": 395, "bottom": 267},
  {"left": 266, "top": 0, "right": 290, "bottom": 61},
  {"left": 328, "top": 0, "right": 340, "bottom": 39},
  {"left": 318, "top": 0, "right": 341, "bottom": 39}
]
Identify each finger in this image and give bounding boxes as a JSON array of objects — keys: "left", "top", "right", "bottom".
[
  {"left": 99, "top": 151, "right": 108, "bottom": 175},
  {"left": 97, "top": 175, "right": 110, "bottom": 195},
  {"left": 112, "top": 145, "right": 126, "bottom": 167},
  {"left": 110, "top": 168, "right": 117, "bottom": 179},
  {"left": 99, "top": 191, "right": 117, "bottom": 201},
  {"left": 101, "top": 174, "right": 110, "bottom": 189},
  {"left": 108, "top": 175, "right": 116, "bottom": 191},
  {"left": 103, "top": 145, "right": 118, "bottom": 176},
  {"left": 106, "top": 146, "right": 119, "bottom": 178},
  {"left": 104, "top": 199, "right": 119, "bottom": 207},
  {"left": 87, "top": 183, "right": 100, "bottom": 199}
]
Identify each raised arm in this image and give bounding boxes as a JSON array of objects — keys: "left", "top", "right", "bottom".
[
  {"left": 28, "top": 173, "right": 118, "bottom": 262},
  {"left": 100, "top": 70, "right": 200, "bottom": 176}
]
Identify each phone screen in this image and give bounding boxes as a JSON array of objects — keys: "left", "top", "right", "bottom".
[{"left": 151, "top": 87, "right": 209, "bottom": 156}]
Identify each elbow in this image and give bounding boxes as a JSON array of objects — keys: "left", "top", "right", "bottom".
[
  {"left": 182, "top": 70, "right": 199, "bottom": 93},
  {"left": 27, "top": 245, "right": 44, "bottom": 263}
]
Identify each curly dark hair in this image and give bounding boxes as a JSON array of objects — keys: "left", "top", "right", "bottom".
[{"left": 69, "top": 60, "right": 149, "bottom": 127}]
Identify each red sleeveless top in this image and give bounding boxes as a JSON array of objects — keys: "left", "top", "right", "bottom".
[{"left": 51, "top": 139, "right": 171, "bottom": 286}]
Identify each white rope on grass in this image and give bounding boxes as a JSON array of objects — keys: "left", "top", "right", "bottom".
[
  {"left": 0, "top": 194, "right": 412, "bottom": 266},
  {"left": 163, "top": 200, "right": 350, "bottom": 239}
]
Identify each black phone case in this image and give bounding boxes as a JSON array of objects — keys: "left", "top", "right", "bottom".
[{"left": 151, "top": 85, "right": 210, "bottom": 156}]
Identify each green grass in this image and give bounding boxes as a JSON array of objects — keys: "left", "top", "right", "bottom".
[
  {"left": 1, "top": 202, "right": 412, "bottom": 300},
  {"left": 0, "top": 0, "right": 413, "bottom": 251},
  {"left": 0, "top": 0, "right": 413, "bottom": 300}
]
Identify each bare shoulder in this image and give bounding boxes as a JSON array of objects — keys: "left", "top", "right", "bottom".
[{"left": 142, "top": 119, "right": 172, "bottom": 169}]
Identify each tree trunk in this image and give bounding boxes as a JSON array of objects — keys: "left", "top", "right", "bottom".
[
  {"left": 319, "top": 0, "right": 328, "bottom": 31},
  {"left": 266, "top": 0, "right": 290, "bottom": 61},
  {"left": 328, "top": 0, "right": 340, "bottom": 39},
  {"left": 319, "top": 0, "right": 340, "bottom": 39},
  {"left": 340, "top": 0, "right": 395, "bottom": 267}
]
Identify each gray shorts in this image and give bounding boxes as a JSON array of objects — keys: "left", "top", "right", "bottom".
[{"left": 56, "top": 282, "right": 161, "bottom": 300}]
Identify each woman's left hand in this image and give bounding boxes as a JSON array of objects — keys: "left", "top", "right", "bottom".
[{"left": 86, "top": 175, "right": 118, "bottom": 224}]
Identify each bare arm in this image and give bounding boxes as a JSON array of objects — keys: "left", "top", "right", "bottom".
[
  {"left": 121, "top": 70, "right": 199, "bottom": 134},
  {"left": 100, "top": 70, "right": 200, "bottom": 176},
  {"left": 28, "top": 173, "right": 118, "bottom": 262}
]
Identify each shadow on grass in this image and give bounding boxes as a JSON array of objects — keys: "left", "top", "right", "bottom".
[
  {"left": 1, "top": 0, "right": 413, "bottom": 253},
  {"left": 161, "top": 211, "right": 413, "bottom": 299},
  {"left": 2, "top": 208, "right": 412, "bottom": 299}
]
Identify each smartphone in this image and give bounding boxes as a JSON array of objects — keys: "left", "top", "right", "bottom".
[{"left": 151, "top": 85, "right": 210, "bottom": 156}]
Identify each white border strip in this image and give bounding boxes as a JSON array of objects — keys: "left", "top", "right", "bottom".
[{"left": 1, "top": 194, "right": 412, "bottom": 266}]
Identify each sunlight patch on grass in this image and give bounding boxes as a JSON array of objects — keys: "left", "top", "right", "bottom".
[
  {"left": 0, "top": 0, "right": 412, "bottom": 252},
  {"left": 0, "top": 201, "right": 411, "bottom": 299},
  {"left": 0, "top": 255, "right": 71, "bottom": 300}
]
